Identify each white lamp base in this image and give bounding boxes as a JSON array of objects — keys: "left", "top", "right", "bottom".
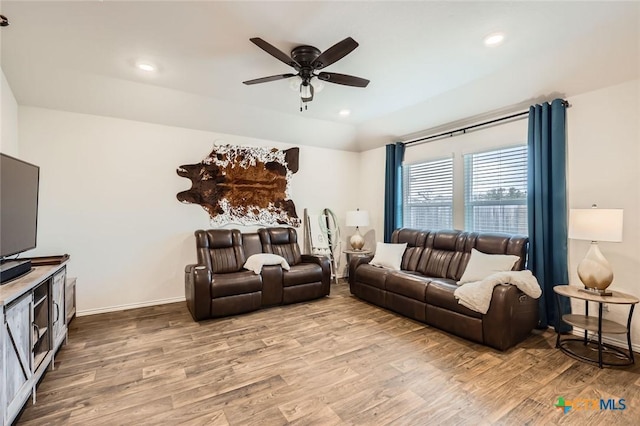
[
  {"left": 349, "top": 227, "right": 365, "bottom": 251},
  {"left": 577, "top": 242, "right": 614, "bottom": 296}
]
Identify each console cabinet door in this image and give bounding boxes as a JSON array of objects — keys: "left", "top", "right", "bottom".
[
  {"left": 51, "top": 269, "right": 66, "bottom": 349},
  {"left": 3, "top": 294, "right": 32, "bottom": 423}
]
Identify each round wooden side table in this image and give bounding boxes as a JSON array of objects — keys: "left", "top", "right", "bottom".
[{"left": 554, "top": 285, "right": 638, "bottom": 368}]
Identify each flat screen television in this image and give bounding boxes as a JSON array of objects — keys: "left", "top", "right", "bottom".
[{"left": 1, "top": 153, "right": 40, "bottom": 283}]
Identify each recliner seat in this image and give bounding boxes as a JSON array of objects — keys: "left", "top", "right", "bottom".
[
  {"left": 185, "top": 227, "right": 331, "bottom": 321},
  {"left": 258, "top": 227, "right": 330, "bottom": 304}
]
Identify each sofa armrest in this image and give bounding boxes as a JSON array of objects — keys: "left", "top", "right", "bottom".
[
  {"left": 482, "top": 285, "right": 539, "bottom": 351},
  {"left": 185, "top": 264, "right": 212, "bottom": 321},
  {"left": 348, "top": 255, "right": 373, "bottom": 286},
  {"left": 301, "top": 254, "right": 331, "bottom": 291}
]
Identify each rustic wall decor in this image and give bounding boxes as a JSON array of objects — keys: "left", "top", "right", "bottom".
[{"left": 177, "top": 144, "right": 301, "bottom": 227}]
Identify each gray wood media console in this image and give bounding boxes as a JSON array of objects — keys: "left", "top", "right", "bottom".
[{"left": 0, "top": 263, "right": 69, "bottom": 426}]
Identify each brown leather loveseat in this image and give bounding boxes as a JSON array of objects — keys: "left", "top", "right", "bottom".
[
  {"left": 349, "top": 228, "right": 538, "bottom": 351},
  {"left": 185, "top": 227, "right": 331, "bottom": 321}
]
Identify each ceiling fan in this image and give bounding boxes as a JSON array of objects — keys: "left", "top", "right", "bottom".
[{"left": 243, "top": 37, "right": 370, "bottom": 110}]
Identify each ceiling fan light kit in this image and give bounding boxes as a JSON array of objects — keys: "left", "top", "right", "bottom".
[{"left": 243, "top": 37, "right": 370, "bottom": 111}]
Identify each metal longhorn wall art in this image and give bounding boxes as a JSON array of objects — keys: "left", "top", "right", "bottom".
[{"left": 177, "top": 144, "right": 301, "bottom": 227}]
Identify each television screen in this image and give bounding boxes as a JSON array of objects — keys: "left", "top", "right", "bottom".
[{"left": 1, "top": 154, "right": 40, "bottom": 257}]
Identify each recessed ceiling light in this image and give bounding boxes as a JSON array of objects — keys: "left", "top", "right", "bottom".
[
  {"left": 484, "top": 33, "right": 505, "bottom": 46},
  {"left": 339, "top": 109, "right": 351, "bottom": 116},
  {"left": 136, "top": 62, "right": 156, "bottom": 72}
]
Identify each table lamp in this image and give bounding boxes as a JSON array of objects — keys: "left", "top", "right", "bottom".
[
  {"left": 568, "top": 205, "right": 623, "bottom": 296},
  {"left": 346, "top": 209, "right": 369, "bottom": 250}
]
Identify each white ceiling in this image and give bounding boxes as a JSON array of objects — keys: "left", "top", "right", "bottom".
[{"left": 1, "top": 1, "right": 638, "bottom": 152}]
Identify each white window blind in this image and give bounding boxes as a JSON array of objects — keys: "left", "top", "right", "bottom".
[
  {"left": 402, "top": 157, "right": 453, "bottom": 229},
  {"left": 464, "top": 145, "right": 528, "bottom": 234}
]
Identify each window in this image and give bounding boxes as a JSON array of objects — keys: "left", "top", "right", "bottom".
[
  {"left": 402, "top": 157, "right": 453, "bottom": 229},
  {"left": 401, "top": 145, "right": 528, "bottom": 234},
  {"left": 463, "top": 145, "right": 528, "bottom": 234}
]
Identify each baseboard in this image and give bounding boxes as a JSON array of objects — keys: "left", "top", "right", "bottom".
[
  {"left": 77, "top": 296, "right": 186, "bottom": 316},
  {"left": 569, "top": 327, "right": 640, "bottom": 354}
]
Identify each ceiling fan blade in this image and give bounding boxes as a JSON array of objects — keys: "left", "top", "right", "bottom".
[
  {"left": 317, "top": 72, "right": 369, "bottom": 87},
  {"left": 312, "top": 37, "right": 359, "bottom": 70},
  {"left": 250, "top": 38, "right": 300, "bottom": 69},
  {"left": 243, "top": 73, "right": 296, "bottom": 85}
]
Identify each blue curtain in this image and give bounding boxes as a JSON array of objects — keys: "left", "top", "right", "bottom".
[
  {"left": 527, "top": 99, "right": 571, "bottom": 332},
  {"left": 384, "top": 142, "right": 405, "bottom": 242}
]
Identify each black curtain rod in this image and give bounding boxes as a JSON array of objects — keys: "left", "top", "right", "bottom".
[{"left": 404, "top": 99, "right": 569, "bottom": 146}]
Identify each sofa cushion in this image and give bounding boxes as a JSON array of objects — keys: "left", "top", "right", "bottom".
[
  {"left": 457, "top": 248, "right": 519, "bottom": 285},
  {"left": 392, "top": 229, "right": 429, "bottom": 271},
  {"left": 354, "top": 263, "right": 389, "bottom": 289},
  {"left": 283, "top": 263, "right": 323, "bottom": 287},
  {"left": 196, "top": 229, "right": 247, "bottom": 273},
  {"left": 425, "top": 278, "right": 482, "bottom": 319},
  {"left": 369, "top": 242, "right": 407, "bottom": 270},
  {"left": 258, "top": 227, "right": 303, "bottom": 266},
  {"left": 386, "top": 271, "right": 431, "bottom": 301},
  {"left": 416, "top": 230, "right": 467, "bottom": 280},
  {"left": 211, "top": 271, "right": 262, "bottom": 298},
  {"left": 476, "top": 233, "right": 528, "bottom": 271},
  {"left": 422, "top": 249, "right": 455, "bottom": 278}
]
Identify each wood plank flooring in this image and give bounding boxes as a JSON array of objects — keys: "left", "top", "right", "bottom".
[{"left": 15, "top": 281, "right": 640, "bottom": 425}]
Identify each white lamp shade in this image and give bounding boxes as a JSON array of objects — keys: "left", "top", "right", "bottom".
[
  {"left": 568, "top": 208, "right": 623, "bottom": 242},
  {"left": 346, "top": 210, "right": 369, "bottom": 227}
]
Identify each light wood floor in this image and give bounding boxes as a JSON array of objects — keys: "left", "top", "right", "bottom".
[{"left": 16, "top": 282, "right": 640, "bottom": 425}]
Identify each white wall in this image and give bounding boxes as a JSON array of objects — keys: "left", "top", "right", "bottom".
[
  {"left": 18, "top": 106, "right": 360, "bottom": 314},
  {"left": 356, "top": 146, "right": 385, "bottom": 254},
  {"left": 0, "top": 67, "right": 19, "bottom": 155},
  {"left": 358, "top": 78, "right": 640, "bottom": 349},
  {"left": 566, "top": 79, "right": 640, "bottom": 348}
]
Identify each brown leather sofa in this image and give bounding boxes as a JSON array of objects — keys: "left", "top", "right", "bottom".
[
  {"left": 349, "top": 228, "right": 538, "bottom": 351},
  {"left": 185, "top": 227, "right": 331, "bottom": 321}
]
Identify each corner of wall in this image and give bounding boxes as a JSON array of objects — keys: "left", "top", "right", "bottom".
[{"left": 1, "top": 66, "right": 19, "bottom": 156}]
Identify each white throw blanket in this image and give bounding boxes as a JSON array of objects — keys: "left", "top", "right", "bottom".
[{"left": 453, "top": 270, "right": 542, "bottom": 314}]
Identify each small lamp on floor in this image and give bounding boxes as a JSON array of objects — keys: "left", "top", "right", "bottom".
[
  {"left": 346, "top": 209, "right": 369, "bottom": 251},
  {"left": 568, "top": 205, "right": 623, "bottom": 296}
]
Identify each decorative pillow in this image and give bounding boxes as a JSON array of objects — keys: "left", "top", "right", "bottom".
[
  {"left": 457, "top": 248, "right": 520, "bottom": 285},
  {"left": 244, "top": 253, "right": 290, "bottom": 275},
  {"left": 369, "top": 242, "right": 408, "bottom": 271}
]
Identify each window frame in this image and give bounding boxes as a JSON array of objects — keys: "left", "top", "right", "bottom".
[
  {"left": 401, "top": 156, "right": 454, "bottom": 230},
  {"left": 462, "top": 144, "right": 528, "bottom": 235},
  {"left": 401, "top": 144, "right": 528, "bottom": 234}
]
